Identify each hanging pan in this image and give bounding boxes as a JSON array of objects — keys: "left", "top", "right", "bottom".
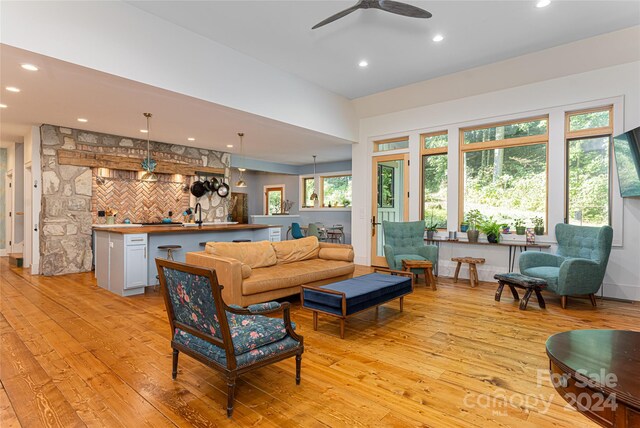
[
  {"left": 217, "top": 178, "right": 230, "bottom": 197},
  {"left": 190, "top": 179, "right": 206, "bottom": 198}
]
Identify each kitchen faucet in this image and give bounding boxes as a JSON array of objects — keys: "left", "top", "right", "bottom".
[{"left": 194, "top": 203, "right": 203, "bottom": 226}]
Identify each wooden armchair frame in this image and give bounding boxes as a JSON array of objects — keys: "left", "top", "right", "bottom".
[{"left": 156, "top": 259, "right": 304, "bottom": 417}]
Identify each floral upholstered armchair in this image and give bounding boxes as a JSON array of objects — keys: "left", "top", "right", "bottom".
[{"left": 156, "top": 259, "right": 304, "bottom": 417}]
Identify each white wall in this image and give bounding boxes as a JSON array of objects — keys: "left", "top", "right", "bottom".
[
  {"left": 0, "top": 1, "right": 356, "bottom": 143},
  {"left": 352, "top": 61, "right": 640, "bottom": 300}
]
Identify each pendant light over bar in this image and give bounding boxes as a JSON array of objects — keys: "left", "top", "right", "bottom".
[
  {"left": 310, "top": 155, "right": 318, "bottom": 202},
  {"left": 140, "top": 112, "right": 158, "bottom": 182},
  {"left": 235, "top": 132, "right": 247, "bottom": 188}
]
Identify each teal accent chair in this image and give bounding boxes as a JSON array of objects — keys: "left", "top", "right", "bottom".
[
  {"left": 519, "top": 223, "right": 613, "bottom": 309},
  {"left": 156, "top": 259, "right": 303, "bottom": 417},
  {"left": 382, "top": 220, "right": 438, "bottom": 271}
]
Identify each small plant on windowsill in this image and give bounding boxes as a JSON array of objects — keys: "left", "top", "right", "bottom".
[
  {"left": 514, "top": 218, "right": 526, "bottom": 235},
  {"left": 425, "top": 211, "right": 439, "bottom": 240},
  {"left": 465, "top": 209, "right": 484, "bottom": 243},
  {"left": 283, "top": 200, "right": 294, "bottom": 214},
  {"left": 480, "top": 217, "right": 508, "bottom": 244},
  {"left": 532, "top": 216, "right": 545, "bottom": 235}
]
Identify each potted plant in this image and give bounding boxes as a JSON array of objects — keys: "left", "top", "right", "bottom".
[
  {"left": 514, "top": 218, "right": 526, "bottom": 235},
  {"left": 460, "top": 221, "right": 469, "bottom": 233},
  {"left": 465, "top": 209, "right": 483, "bottom": 243},
  {"left": 480, "top": 217, "right": 507, "bottom": 243},
  {"left": 502, "top": 224, "right": 511, "bottom": 234},
  {"left": 425, "top": 211, "right": 439, "bottom": 240},
  {"left": 532, "top": 216, "right": 545, "bottom": 235}
]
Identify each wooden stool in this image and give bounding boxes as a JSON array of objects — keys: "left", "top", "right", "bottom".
[
  {"left": 158, "top": 244, "right": 181, "bottom": 261},
  {"left": 452, "top": 257, "right": 485, "bottom": 288},
  {"left": 401, "top": 259, "right": 437, "bottom": 291}
]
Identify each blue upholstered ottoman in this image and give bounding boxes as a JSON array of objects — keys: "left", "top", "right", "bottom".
[{"left": 301, "top": 271, "right": 414, "bottom": 338}]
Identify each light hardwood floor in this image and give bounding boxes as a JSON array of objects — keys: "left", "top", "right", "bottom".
[{"left": 1, "top": 258, "right": 638, "bottom": 427}]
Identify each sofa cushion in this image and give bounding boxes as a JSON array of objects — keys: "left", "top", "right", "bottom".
[
  {"left": 271, "top": 236, "right": 320, "bottom": 264},
  {"left": 319, "top": 247, "right": 354, "bottom": 262},
  {"left": 242, "top": 259, "right": 355, "bottom": 296},
  {"left": 205, "top": 241, "right": 277, "bottom": 269},
  {"left": 241, "top": 264, "right": 252, "bottom": 279}
]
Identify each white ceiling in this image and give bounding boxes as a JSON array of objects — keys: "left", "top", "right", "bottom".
[
  {"left": 0, "top": 44, "right": 353, "bottom": 165},
  {"left": 1, "top": 1, "right": 639, "bottom": 167},
  {"left": 127, "top": 0, "right": 640, "bottom": 99}
]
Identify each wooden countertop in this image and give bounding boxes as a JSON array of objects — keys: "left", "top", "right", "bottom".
[{"left": 93, "top": 224, "right": 271, "bottom": 234}]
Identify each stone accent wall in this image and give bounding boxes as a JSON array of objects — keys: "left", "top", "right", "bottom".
[{"left": 39, "top": 124, "right": 230, "bottom": 276}]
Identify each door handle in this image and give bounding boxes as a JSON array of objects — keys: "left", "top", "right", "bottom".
[{"left": 372, "top": 216, "right": 381, "bottom": 237}]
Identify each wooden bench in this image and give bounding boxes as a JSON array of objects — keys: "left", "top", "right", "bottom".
[
  {"left": 452, "top": 257, "right": 485, "bottom": 287},
  {"left": 402, "top": 259, "right": 436, "bottom": 290},
  {"left": 494, "top": 272, "right": 547, "bottom": 310}
]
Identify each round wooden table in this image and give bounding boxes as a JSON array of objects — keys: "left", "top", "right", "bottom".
[{"left": 546, "top": 330, "right": 640, "bottom": 427}]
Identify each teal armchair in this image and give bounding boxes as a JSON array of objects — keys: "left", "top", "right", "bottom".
[
  {"left": 383, "top": 220, "right": 438, "bottom": 271},
  {"left": 519, "top": 223, "right": 613, "bottom": 308}
]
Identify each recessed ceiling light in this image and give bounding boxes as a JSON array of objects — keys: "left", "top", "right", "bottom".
[
  {"left": 77, "top": 118, "right": 88, "bottom": 123},
  {"left": 358, "top": 60, "right": 368, "bottom": 68},
  {"left": 187, "top": 137, "right": 195, "bottom": 141},
  {"left": 0, "top": 104, "right": 7, "bottom": 109},
  {"left": 432, "top": 34, "right": 444, "bottom": 42},
  {"left": 6, "top": 86, "right": 20, "bottom": 93},
  {"left": 140, "top": 129, "right": 148, "bottom": 133},
  {"left": 226, "top": 144, "right": 234, "bottom": 148},
  {"left": 536, "top": 0, "right": 551, "bottom": 7},
  {"left": 21, "top": 64, "right": 39, "bottom": 71}
]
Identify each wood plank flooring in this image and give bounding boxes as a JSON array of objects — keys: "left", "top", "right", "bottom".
[{"left": 1, "top": 258, "right": 638, "bottom": 427}]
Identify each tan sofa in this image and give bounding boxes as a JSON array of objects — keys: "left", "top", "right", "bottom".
[{"left": 185, "top": 236, "right": 355, "bottom": 306}]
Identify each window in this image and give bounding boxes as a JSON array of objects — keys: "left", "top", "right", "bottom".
[
  {"left": 566, "top": 106, "right": 613, "bottom": 227},
  {"left": 460, "top": 117, "right": 548, "bottom": 231},
  {"left": 264, "top": 186, "right": 283, "bottom": 214},
  {"left": 422, "top": 131, "right": 448, "bottom": 228},
  {"left": 302, "top": 177, "right": 315, "bottom": 208},
  {"left": 374, "top": 136, "right": 409, "bottom": 153},
  {"left": 378, "top": 165, "right": 395, "bottom": 208},
  {"left": 321, "top": 175, "right": 352, "bottom": 207}
]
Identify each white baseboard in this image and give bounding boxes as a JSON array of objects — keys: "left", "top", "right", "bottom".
[{"left": 602, "top": 282, "right": 640, "bottom": 301}]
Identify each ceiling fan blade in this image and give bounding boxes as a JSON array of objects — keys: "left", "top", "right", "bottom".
[
  {"left": 312, "top": 4, "right": 362, "bottom": 29},
  {"left": 377, "top": 0, "right": 432, "bottom": 18}
]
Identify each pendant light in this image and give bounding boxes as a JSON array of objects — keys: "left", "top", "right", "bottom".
[
  {"left": 310, "top": 155, "right": 318, "bottom": 202},
  {"left": 140, "top": 112, "right": 158, "bottom": 182},
  {"left": 235, "top": 132, "right": 247, "bottom": 188}
]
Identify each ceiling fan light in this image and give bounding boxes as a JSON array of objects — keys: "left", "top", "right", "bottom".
[
  {"left": 141, "top": 171, "right": 158, "bottom": 182},
  {"left": 235, "top": 179, "right": 247, "bottom": 188}
]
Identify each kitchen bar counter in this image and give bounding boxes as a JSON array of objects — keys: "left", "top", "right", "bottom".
[
  {"left": 93, "top": 223, "right": 271, "bottom": 234},
  {"left": 93, "top": 223, "right": 281, "bottom": 297}
]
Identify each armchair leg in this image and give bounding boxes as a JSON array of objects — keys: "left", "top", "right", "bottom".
[
  {"left": 589, "top": 294, "right": 597, "bottom": 307},
  {"left": 296, "top": 353, "right": 302, "bottom": 385},
  {"left": 172, "top": 349, "right": 179, "bottom": 379},
  {"left": 561, "top": 295, "right": 568, "bottom": 309},
  {"left": 226, "top": 375, "right": 237, "bottom": 417}
]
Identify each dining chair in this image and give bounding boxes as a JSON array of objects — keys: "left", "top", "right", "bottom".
[
  {"left": 307, "top": 223, "right": 326, "bottom": 241},
  {"left": 291, "top": 222, "right": 305, "bottom": 239}
]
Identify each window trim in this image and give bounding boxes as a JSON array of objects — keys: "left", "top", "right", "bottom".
[
  {"left": 421, "top": 131, "right": 448, "bottom": 229},
  {"left": 373, "top": 136, "right": 410, "bottom": 153},
  {"left": 263, "top": 185, "right": 285, "bottom": 215},
  {"left": 319, "top": 173, "right": 352, "bottom": 208},
  {"left": 300, "top": 176, "right": 315, "bottom": 208},
  {"left": 458, "top": 116, "right": 550, "bottom": 233},
  {"left": 564, "top": 105, "right": 614, "bottom": 227},
  {"left": 299, "top": 170, "right": 352, "bottom": 211}
]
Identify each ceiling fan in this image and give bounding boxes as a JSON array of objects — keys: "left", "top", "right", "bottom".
[{"left": 312, "top": 0, "right": 432, "bottom": 30}]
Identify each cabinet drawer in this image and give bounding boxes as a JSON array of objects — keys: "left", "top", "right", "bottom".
[{"left": 125, "top": 234, "right": 148, "bottom": 245}]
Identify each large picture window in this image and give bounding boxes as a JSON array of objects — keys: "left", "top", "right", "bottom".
[
  {"left": 566, "top": 106, "right": 613, "bottom": 227},
  {"left": 302, "top": 177, "right": 315, "bottom": 208},
  {"left": 422, "top": 131, "right": 448, "bottom": 229},
  {"left": 460, "top": 117, "right": 548, "bottom": 231}
]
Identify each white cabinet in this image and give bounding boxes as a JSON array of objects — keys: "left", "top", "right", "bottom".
[
  {"left": 125, "top": 244, "right": 147, "bottom": 289},
  {"left": 269, "top": 227, "right": 281, "bottom": 242},
  {"left": 93, "top": 231, "right": 148, "bottom": 296}
]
